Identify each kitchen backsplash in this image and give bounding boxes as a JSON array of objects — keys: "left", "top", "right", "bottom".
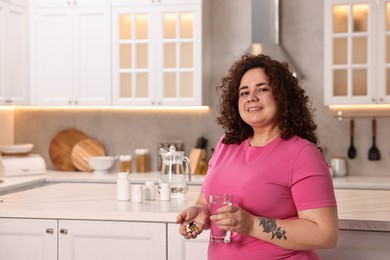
[
  {"left": 0, "top": 109, "right": 14, "bottom": 145},
  {"left": 12, "top": 0, "right": 390, "bottom": 176}
]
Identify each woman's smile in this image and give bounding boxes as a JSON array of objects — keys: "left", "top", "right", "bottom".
[{"left": 247, "top": 106, "right": 263, "bottom": 112}]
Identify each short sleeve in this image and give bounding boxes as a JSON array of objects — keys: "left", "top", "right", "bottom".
[{"left": 291, "top": 144, "right": 337, "bottom": 211}]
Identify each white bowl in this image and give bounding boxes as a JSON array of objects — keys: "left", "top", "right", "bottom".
[
  {"left": 0, "top": 143, "right": 34, "bottom": 155},
  {"left": 87, "top": 156, "right": 116, "bottom": 175}
]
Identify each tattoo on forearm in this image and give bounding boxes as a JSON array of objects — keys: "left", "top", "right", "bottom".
[{"left": 258, "top": 217, "right": 287, "bottom": 240}]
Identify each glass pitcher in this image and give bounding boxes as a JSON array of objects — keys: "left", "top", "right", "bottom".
[{"left": 159, "top": 146, "right": 192, "bottom": 198}]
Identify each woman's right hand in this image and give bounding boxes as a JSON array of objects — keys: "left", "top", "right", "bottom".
[
  {"left": 176, "top": 204, "right": 210, "bottom": 239},
  {"left": 176, "top": 193, "right": 210, "bottom": 239}
]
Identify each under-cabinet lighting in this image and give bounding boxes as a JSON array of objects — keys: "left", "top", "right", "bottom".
[
  {"left": 0, "top": 106, "right": 14, "bottom": 111},
  {"left": 11, "top": 105, "right": 211, "bottom": 113},
  {"left": 329, "top": 104, "right": 390, "bottom": 110},
  {"left": 329, "top": 104, "right": 390, "bottom": 119}
]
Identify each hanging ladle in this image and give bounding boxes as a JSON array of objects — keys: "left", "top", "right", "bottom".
[
  {"left": 368, "top": 118, "right": 381, "bottom": 161},
  {"left": 347, "top": 118, "right": 357, "bottom": 159}
]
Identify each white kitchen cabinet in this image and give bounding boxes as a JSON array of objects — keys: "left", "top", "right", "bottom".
[
  {"left": 32, "top": 3, "right": 111, "bottom": 106},
  {"left": 0, "top": 0, "right": 29, "bottom": 105},
  {"left": 34, "top": 0, "right": 110, "bottom": 8},
  {"left": 0, "top": 218, "right": 57, "bottom": 260},
  {"left": 317, "top": 229, "right": 390, "bottom": 259},
  {"left": 0, "top": 218, "right": 166, "bottom": 260},
  {"left": 167, "top": 223, "right": 209, "bottom": 260},
  {"left": 324, "top": 0, "right": 390, "bottom": 105},
  {"left": 59, "top": 220, "right": 166, "bottom": 260},
  {"left": 111, "top": 0, "right": 209, "bottom": 106}
]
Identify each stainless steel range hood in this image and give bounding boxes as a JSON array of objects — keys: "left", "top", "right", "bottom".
[{"left": 249, "top": 0, "right": 301, "bottom": 77}]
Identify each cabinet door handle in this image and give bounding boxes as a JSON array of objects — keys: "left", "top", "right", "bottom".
[
  {"left": 46, "top": 228, "right": 54, "bottom": 234},
  {"left": 60, "top": 229, "right": 68, "bottom": 235}
]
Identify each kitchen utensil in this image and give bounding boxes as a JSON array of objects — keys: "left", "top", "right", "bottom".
[
  {"left": 347, "top": 119, "right": 357, "bottom": 159},
  {"left": 0, "top": 143, "right": 34, "bottom": 156},
  {"left": 159, "top": 145, "right": 192, "bottom": 198},
  {"left": 71, "top": 138, "right": 106, "bottom": 172},
  {"left": 330, "top": 157, "right": 348, "bottom": 177},
  {"left": 368, "top": 118, "right": 380, "bottom": 161},
  {"left": 157, "top": 140, "right": 184, "bottom": 171},
  {"left": 87, "top": 156, "right": 116, "bottom": 175},
  {"left": 189, "top": 148, "right": 206, "bottom": 174},
  {"left": 49, "top": 129, "right": 88, "bottom": 171}
]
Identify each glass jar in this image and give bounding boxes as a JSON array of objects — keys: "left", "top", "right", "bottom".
[
  {"left": 135, "top": 148, "right": 150, "bottom": 173},
  {"left": 119, "top": 155, "right": 132, "bottom": 173}
]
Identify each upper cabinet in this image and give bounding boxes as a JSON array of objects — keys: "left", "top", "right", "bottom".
[
  {"left": 0, "top": 0, "right": 29, "bottom": 105},
  {"left": 31, "top": 0, "right": 111, "bottom": 106},
  {"left": 324, "top": 0, "right": 390, "bottom": 105},
  {"left": 111, "top": 0, "right": 209, "bottom": 106},
  {"left": 33, "top": 0, "right": 111, "bottom": 8}
]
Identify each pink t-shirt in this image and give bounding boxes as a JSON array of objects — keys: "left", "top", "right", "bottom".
[{"left": 202, "top": 135, "right": 337, "bottom": 260}]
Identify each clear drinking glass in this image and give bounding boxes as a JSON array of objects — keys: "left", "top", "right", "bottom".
[{"left": 209, "top": 194, "right": 232, "bottom": 243}]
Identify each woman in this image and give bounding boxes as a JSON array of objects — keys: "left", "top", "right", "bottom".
[{"left": 176, "top": 54, "right": 338, "bottom": 259}]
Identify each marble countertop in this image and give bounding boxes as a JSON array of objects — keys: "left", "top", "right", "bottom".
[
  {"left": 1, "top": 182, "right": 390, "bottom": 232},
  {"left": 1, "top": 172, "right": 390, "bottom": 195},
  {"left": 0, "top": 171, "right": 204, "bottom": 195},
  {"left": 0, "top": 182, "right": 196, "bottom": 223},
  {"left": 332, "top": 176, "right": 390, "bottom": 190},
  {"left": 335, "top": 188, "right": 390, "bottom": 231}
]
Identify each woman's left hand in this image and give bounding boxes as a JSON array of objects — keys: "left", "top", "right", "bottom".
[{"left": 210, "top": 205, "right": 257, "bottom": 236}]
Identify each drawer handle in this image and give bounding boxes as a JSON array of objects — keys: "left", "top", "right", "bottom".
[
  {"left": 60, "top": 229, "right": 68, "bottom": 235},
  {"left": 46, "top": 228, "right": 54, "bottom": 234}
]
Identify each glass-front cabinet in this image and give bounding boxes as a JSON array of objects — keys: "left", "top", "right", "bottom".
[
  {"left": 324, "top": 0, "right": 390, "bottom": 105},
  {"left": 112, "top": 0, "right": 203, "bottom": 106}
]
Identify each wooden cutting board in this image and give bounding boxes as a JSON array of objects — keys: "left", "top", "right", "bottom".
[
  {"left": 49, "top": 129, "right": 88, "bottom": 171},
  {"left": 71, "top": 138, "right": 106, "bottom": 172}
]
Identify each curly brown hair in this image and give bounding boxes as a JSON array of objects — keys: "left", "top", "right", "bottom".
[{"left": 216, "top": 54, "right": 318, "bottom": 145}]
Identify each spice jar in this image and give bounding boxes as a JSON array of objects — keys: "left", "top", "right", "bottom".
[
  {"left": 119, "top": 155, "right": 132, "bottom": 173},
  {"left": 135, "top": 149, "right": 150, "bottom": 173}
]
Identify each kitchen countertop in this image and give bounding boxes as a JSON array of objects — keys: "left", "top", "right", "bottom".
[
  {"left": 0, "top": 171, "right": 205, "bottom": 195},
  {"left": 1, "top": 172, "right": 390, "bottom": 195},
  {"left": 336, "top": 189, "right": 390, "bottom": 231},
  {"left": 1, "top": 182, "right": 390, "bottom": 232},
  {"left": 0, "top": 183, "right": 195, "bottom": 223},
  {"left": 332, "top": 175, "right": 390, "bottom": 190}
]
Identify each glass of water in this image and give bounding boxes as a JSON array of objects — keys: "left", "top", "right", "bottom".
[{"left": 209, "top": 194, "right": 232, "bottom": 243}]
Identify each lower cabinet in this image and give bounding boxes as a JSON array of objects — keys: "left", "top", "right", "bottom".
[
  {"left": 6, "top": 219, "right": 386, "bottom": 259},
  {"left": 0, "top": 218, "right": 166, "bottom": 260},
  {"left": 167, "top": 223, "right": 209, "bottom": 260},
  {"left": 167, "top": 225, "right": 390, "bottom": 260},
  {"left": 0, "top": 218, "right": 57, "bottom": 260},
  {"left": 317, "top": 229, "right": 390, "bottom": 260}
]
